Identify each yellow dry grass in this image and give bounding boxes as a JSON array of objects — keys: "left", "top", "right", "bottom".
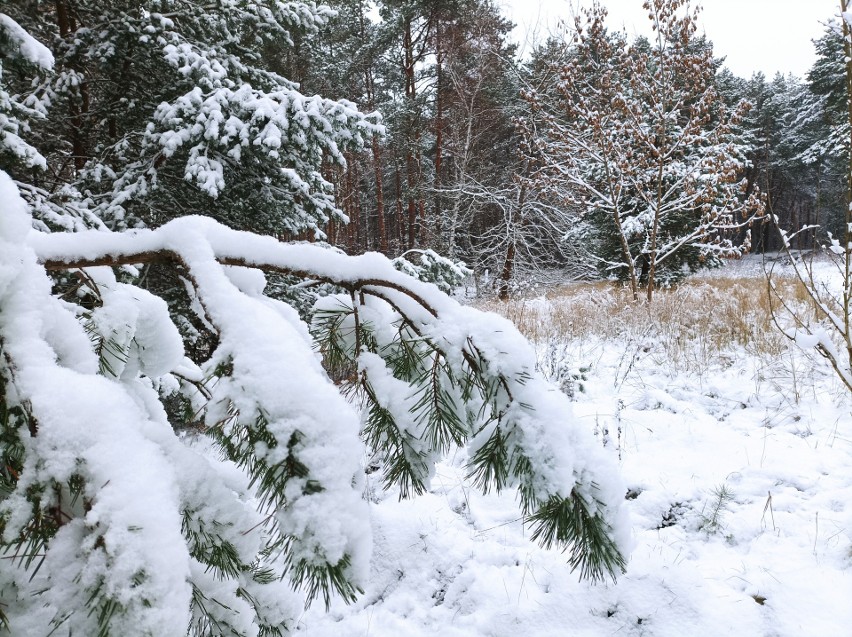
[{"left": 478, "top": 274, "right": 819, "bottom": 362}]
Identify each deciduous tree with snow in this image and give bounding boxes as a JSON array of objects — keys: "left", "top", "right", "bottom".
[{"left": 521, "top": 0, "right": 764, "bottom": 300}]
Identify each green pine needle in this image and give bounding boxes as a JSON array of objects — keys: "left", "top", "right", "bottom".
[
  {"left": 361, "top": 383, "right": 429, "bottom": 498},
  {"left": 527, "top": 491, "right": 626, "bottom": 583},
  {"left": 285, "top": 551, "right": 362, "bottom": 611},
  {"left": 466, "top": 424, "right": 509, "bottom": 493}
]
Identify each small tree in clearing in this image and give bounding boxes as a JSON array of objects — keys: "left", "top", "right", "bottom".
[{"left": 522, "top": 0, "right": 764, "bottom": 301}]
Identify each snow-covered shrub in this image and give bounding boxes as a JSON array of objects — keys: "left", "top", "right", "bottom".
[{"left": 0, "top": 174, "right": 630, "bottom": 635}]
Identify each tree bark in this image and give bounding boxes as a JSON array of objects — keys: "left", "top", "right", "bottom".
[
  {"left": 56, "top": 0, "right": 87, "bottom": 172},
  {"left": 434, "top": 19, "right": 444, "bottom": 243},
  {"left": 498, "top": 240, "right": 515, "bottom": 301},
  {"left": 372, "top": 136, "right": 387, "bottom": 254},
  {"left": 403, "top": 17, "right": 418, "bottom": 249}
]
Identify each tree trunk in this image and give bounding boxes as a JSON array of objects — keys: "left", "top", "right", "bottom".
[
  {"left": 498, "top": 240, "right": 515, "bottom": 301},
  {"left": 434, "top": 19, "right": 444, "bottom": 245},
  {"left": 56, "top": 0, "right": 87, "bottom": 172},
  {"left": 498, "top": 171, "right": 530, "bottom": 300},
  {"left": 360, "top": 9, "right": 387, "bottom": 255},
  {"left": 403, "top": 17, "right": 418, "bottom": 249},
  {"left": 609, "top": 207, "right": 639, "bottom": 302},
  {"left": 372, "top": 137, "right": 387, "bottom": 254},
  {"left": 395, "top": 164, "right": 405, "bottom": 252}
]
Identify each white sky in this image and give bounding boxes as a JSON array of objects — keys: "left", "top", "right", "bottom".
[{"left": 502, "top": 0, "right": 838, "bottom": 79}]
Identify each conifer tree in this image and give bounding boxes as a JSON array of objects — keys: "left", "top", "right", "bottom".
[
  {"left": 0, "top": 172, "right": 631, "bottom": 635},
  {"left": 2, "top": 0, "right": 380, "bottom": 237},
  {"left": 767, "top": 2, "right": 852, "bottom": 393},
  {"left": 790, "top": 22, "right": 849, "bottom": 241}
]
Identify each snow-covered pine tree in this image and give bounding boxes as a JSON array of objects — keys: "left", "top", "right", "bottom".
[
  {"left": 0, "top": 12, "right": 631, "bottom": 636},
  {"left": 0, "top": 173, "right": 632, "bottom": 635},
  {"left": 788, "top": 20, "right": 849, "bottom": 241},
  {"left": 0, "top": 13, "right": 52, "bottom": 172},
  {"left": 2, "top": 0, "right": 379, "bottom": 237},
  {"left": 766, "top": 1, "right": 852, "bottom": 393},
  {"left": 0, "top": 11, "right": 101, "bottom": 232}
]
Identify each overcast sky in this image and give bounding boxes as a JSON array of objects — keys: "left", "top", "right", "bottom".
[{"left": 502, "top": 0, "right": 838, "bottom": 79}]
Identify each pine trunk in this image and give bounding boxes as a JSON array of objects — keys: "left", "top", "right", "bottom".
[
  {"left": 56, "top": 0, "right": 87, "bottom": 171},
  {"left": 373, "top": 137, "right": 387, "bottom": 254}
]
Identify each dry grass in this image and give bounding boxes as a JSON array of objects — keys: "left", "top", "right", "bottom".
[{"left": 478, "top": 274, "right": 820, "bottom": 370}]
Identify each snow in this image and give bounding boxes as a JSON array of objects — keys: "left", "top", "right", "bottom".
[
  {"left": 297, "top": 277, "right": 851, "bottom": 636},
  {"left": 1, "top": 178, "right": 321, "bottom": 633},
  {"left": 10, "top": 205, "right": 629, "bottom": 627},
  {"left": 86, "top": 268, "right": 186, "bottom": 379},
  {"left": 158, "top": 223, "right": 374, "bottom": 590},
  {"left": 5, "top": 171, "right": 850, "bottom": 634},
  {"left": 0, "top": 172, "right": 192, "bottom": 634},
  {"left": 0, "top": 15, "right": 55, "bottom": 172},
  {"left": 0, "top": 13, "right": 54, "bottom": 69}
]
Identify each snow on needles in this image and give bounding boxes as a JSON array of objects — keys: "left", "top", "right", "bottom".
[
  {"left": 4, "top": 176, "right": 630, "bottom": 632},
  {"left": 0, "top": 172, "right": 192, "bottom": 633},
  {"left": 30, "top": 216, "right": 631, "bottom": 557},
  {"left": 0, "top": 14, "right": 54, "bottom": 69},
  {"left": 0, "top": 14, "right": 53, "bottom": 170}
]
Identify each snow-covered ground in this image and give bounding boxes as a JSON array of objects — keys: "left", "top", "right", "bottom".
[{"left": 300, "top": 265, "right": 851, "bottom": 636}]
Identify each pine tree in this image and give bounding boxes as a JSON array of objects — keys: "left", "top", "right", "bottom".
[
  {"left": 3, "top": 0, "right": 380, "bottom": 237},
  {"left": 791, "top": 22, "right": 849, "bottom": 241},
  {"left": 766, "top": 1, "right": 852, "bottom": 393},
  {"left": 0, "top": 13, "right": 51, "bottom": 172},
  {"left": 0, "top": 11, "right": 100, "bottom": 232},
  {"left": 0, "top": 173, "right": 631, "bottom": 635}
]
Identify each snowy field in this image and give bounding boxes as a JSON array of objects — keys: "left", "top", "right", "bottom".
[{"left": 300, "top": 261, "right": 852, "bottom": 636}]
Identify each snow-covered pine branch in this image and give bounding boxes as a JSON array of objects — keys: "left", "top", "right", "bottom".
[
  {"left": 0, "top": 173, "right": 630, "bottom": 634},
  {"left": 0, "top": 13, "right": 53, "bottom": 171},
  {"left": 2, "top": 0, "right": 381, "bottom": 237}
]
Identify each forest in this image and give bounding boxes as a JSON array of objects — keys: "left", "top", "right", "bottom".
[{"left": 0, "top": 0, "right": 850, "bottom": 635}]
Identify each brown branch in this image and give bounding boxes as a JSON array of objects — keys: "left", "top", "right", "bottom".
[
  {"left": 41, "top": 252, "right": 440, "bottom": 318},
  {"left": 41, "top": 246, "right": 522, "bottom": 434},
  {"left": 42, "top": 250, "right": 179, "bottom": 270}
]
